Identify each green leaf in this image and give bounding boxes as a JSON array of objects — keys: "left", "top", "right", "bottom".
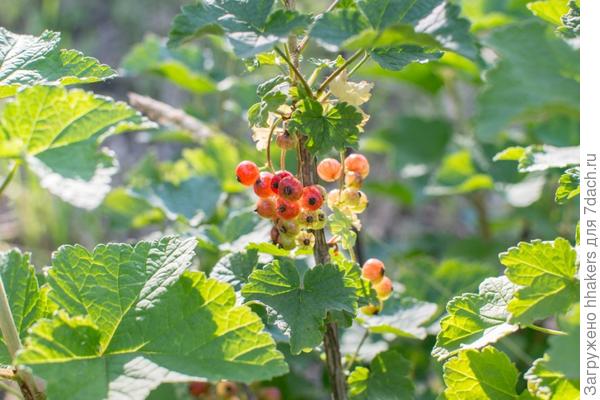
[
  {"left": 103, "top": 188, "right": 165, "bottom": 229},
  {"left": 364, "top": 181, "right": 414, "bottom": 206},
  {"left": 358, "top": 0, "right": 479, "bottom": 60},
  {"left": 360, "top": 295, "right": 437, "bottom": 339},
  {"left": 428, "top": 150, "right": 493, "bottom": 195},
  {"left": 0, "top": 250, "right": 44, "bottom": 364},
  {"left": 27, "top": 140, "right": 118, "bottom": 210},
  {"left": 168, "top": 1, "right": 311, "bottom": 57},
  {"left": 494, "top": 145, "right": 579, "bottom": 173},
  {"left": 242, "top": 260, "right": 357, "bottom": 354},
  {"left": 288, "top": 99, "right": 363, "bottom": 155},
  {"left": 546, "top": 324, "right": 579, "bottom": 380},
  {"left": 500, "top": 238, "right": 579, "bottom": 324},
  {"left": 525, "top": 356, "right": 579, "bottom": 400},
  {"left": 312, "top": 0, "right": 478, "bottom": 62},
  {"left": 0, "top": 28, "right": 116, "bottom": 98},
  {"left": 432, "top": 276, "right": 519, "bottom": 361},
  {"left": 444, "top": 347, "right": 519, "bottom": 400},
  {"left": 328, "top": 208, "right": 358, "bottom": 250},
  {"left": 557, "top": 1, "right": 580, "bottom": 38},
  {"left": 122, "top": 34, "right": 216, "bottom": 94},
  {"left": 210, "top": 249, "right": 259, "bottom": 292},
  {"left": 348, "top": 350, "right": 414, "bottom": 399},
  {"left": 475, "top": 22, "right": 579, "bottom": 141},
  {"left": 183, "top": 134, "right": 242, "bottom": 193},
  {"left": 246, "top": 242, "right": 292, "bottom": 257},
  {"left": 133, "top": 176, "right": 222, "bottom": 222},
  {"left": 397, "top": 257, "right": 497, "bottom": 306},
  {"left": 555, "top": 167, "right": 580, "bottom": 204},
  {"left": 310, "top": 9, "right": 370, "bottom": 49},
  {"left": 527, "top": 0, "right": 570, "bottom": 25},
  {"left": 0, "top": 85, "right": 154, "bottom": 158},
  {"left": 371, "top": 45, "right": 442, "bottom": 70},
  {"left": 369, "top": 117, "right": 452, "bottom": 168},
  {"left": 247, "top": 75, "right": 288, "bottom": 127},
  {"left": 17, "top": 237, "right": 288, "bottom": 400}
]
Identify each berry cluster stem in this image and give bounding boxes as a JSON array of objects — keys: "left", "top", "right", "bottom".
[
  {"left": 285, "top": 0, "right": 347, "bottom": 395},
  {"left": 298, "top": 138, "right": 348, "bottom": 400}
]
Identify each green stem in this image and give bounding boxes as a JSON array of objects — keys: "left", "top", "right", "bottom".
[
  {"left": 347, "top": 53, "right": 370, "bottom": 77},
  {"left": 316, "top": 50, "right": 365, "bottom": 97},
  {"left": 266, "top": 117, "right": 283, "bottom": 172},
  {"left": 274, "top": 47, "right": 314, "bottom": 98},
  {"left": 345, "top": 329, "right": 368, "bottom": 371},
  {"left": 0, "top": 379, "right": 24, "bottom": 400},
  {"left": 0, "top": 161, "right": 19, "bottom": 198},
  {"left": 525, "top": 324, "right": 567, "bottom": 336}
]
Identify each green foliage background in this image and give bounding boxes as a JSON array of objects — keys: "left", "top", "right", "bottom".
[{"left": 0, "top": 0, "right": 580, "bottom": 399}]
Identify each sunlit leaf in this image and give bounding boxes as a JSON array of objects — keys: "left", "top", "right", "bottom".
[{"left": 17, "top": 237, "right": 288, "bottom": 400}]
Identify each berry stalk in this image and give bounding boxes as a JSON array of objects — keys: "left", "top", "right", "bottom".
[{"left": 298, "top": 137, "right": 348, "bottom": 400}]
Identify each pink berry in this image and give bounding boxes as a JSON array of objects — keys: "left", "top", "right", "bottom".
[
  {"left": 361, "top": 258, "right": 385, "bottom": 283},
  {"left": 256, "top": 198, "right": 277, "bottom": 219},
  {"left": 317, "top": 158, "right": 342, "bottom": 182},
  {"left": 254, "top": 172, "right": 275, "bottom": 198},
  {"left": 301, "top": 185, "right": 324, "bottom": 210},
  {"left": 344, "top": 154, "right": 370, "bottom": 178},
  {"left": 278, "top": 176, "right": 303, "bottom": 201},
  {"left": 276, "top": 197, "right": 300, "bottom": 220},
  {"left": 270, "top": 170, "right": 293, "bottom": 194},
  {"left": 236, "top": 161, "right": 260, "bottom": 186}
]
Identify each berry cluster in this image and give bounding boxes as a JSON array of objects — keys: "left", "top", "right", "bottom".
[
  {"left": 235, "top": 161, "right": 325, "bottom": 251},
  {"left": 318, "top": 154, "right": 369, "bottom": 216},
  {"left": 359, "top": 258, "right": 393, "bottom": 315},
  {"left": 188, "top": 381, "right": 281, "bottom": 400}
]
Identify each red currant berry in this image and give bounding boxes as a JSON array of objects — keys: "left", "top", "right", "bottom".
[
  {"left": 345, "top": 171, "right": 363, "bottom": 189},
  {"left": 327, "top": 189, "right": 341, "bottom": 209},
  {"left": 344, "top": 153, "right": 370, "bottom": 178},
  {"left": 270, "top": 170, "right": 293, "bottom": 194},
  {"left": 360, "top": 304, "right": 380, "bottom": 316},
  {"left": 276, "top": 198, "right": 300, "bottom": 220},
  {"left": 341, "top": 188, "right": 361, "bottom": 208},
  {"left": 278, "top": 233, "right": 296, "bottom": 250},
  {"left": 256, "top": 198, "right": 276, "bottom": 219},
  {"left": 276, "top": 218, "right": 301, "bottom": 235},
  {"left": 216, "top": 381, "right": 238, "bottom": 398},
  {"left": 301, "top": 185, "right": 324, "bottom": 210},
  {"left": 317, "top": 158, "right": 342, "bottom": 182},
  {"left": 314, "top": 209, "right": 327, "bottom": 229},
  {"left": 374, "top": 276, "right": 393, "bottom": 300},
  {"left": 258, "top": 387, "right": 282, "bottom": 400},
  {"left": 362, "top": 258, "right": 385, "bottom": 283},
  {"left": 276, "top": 130, "right": 297, "bottom": 150},
  {"left": 254, "top": 172, "right": 274, "bottom": 198},
  {"left": 278, "top": 176, "right": 303, "bottom": 201},
  {"left": 235, "top": 160, "right": 260, "bottom": 186},
  {"left": 188, "top": 382, "right": 210, "bottom": 397},
  {"left": 270, "top": 226, "right": 280, "bottom": 243},
  {"left": 296, "top": 231, "right": 315, "bottom": 250}
]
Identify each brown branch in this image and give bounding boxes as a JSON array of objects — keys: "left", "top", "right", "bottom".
[{"left": 127, "top": 92, "right": 213, "bottom": 140}]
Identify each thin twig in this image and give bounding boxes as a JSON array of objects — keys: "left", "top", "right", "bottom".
[
  {"left": 316, "top": 50, "right": 365, "bottom": 96},
  {"left": 266, "top": 117, "right": 283, "bottom": 172},
  {"left": 127, "top": 92, "right": 213, "bottom": 140},
  {"left": 273, "top": 47, "right": 314, "bottom": 98},
  {"left": 0, "top": 379, "right": 24, "bottom": 400},
  {"left": 345, "top": 329, "right": 369, "bottom": 371},
  {"left": 297, "top": 0, "right": 342, "bottom": 53},
  {"left": 526, "top": 324, "right": 567, "bottom": 336},
  {"left": 0, "top": 162, "right": 19, "bottom": 198},
  {"left": 347, "top": 53, "right": 371, "bottom": 77}
]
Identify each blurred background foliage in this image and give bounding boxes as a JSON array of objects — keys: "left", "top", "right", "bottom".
[{"left": 0, "top": 0, "right": 579, "bottom": 398}]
